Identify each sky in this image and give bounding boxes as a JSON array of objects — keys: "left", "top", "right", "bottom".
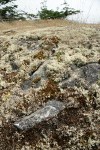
[{"left": 15, "top": 0, "right": 100, "bottom": 23}]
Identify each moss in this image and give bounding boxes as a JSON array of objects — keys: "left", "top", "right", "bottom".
[
  {"left": 23, "top": 59, "right": 30, "bottom": 65},
  {"left": 83, "top": 129, "right": 94, "bottom": 141},
  {"left": 39, "top": 79, "right": 60, "bottom": 99},
  {"left": 32, "top": 77, "right": 41, "bottom": 83},
  {"left": 42, "top": 36, "right": 59, "bottom": 44},
  {"left": 0, "top": 118, "right": 41, "bottom": 150},
  {"left": 41, "top": 36, "right": 60, "bottom": 50},
  {"left": 0, "top": 87, "right": 99, "bottom": 150},
  {"left": 50, "top": 36, "right": 60, "bottom": 46},
  {"left": 3, "top": 72, "right": 18, "bottom": 83},
  {"left": 34, "top": 51, "right": 46, "bottom": 60}
]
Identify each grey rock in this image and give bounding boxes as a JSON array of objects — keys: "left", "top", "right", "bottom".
[
  {"left": 20, "top": 79, "right": 32, "bottom": 90},
  {"left": 61, "top": 63, "right": 100, "bottom": 89},
  {"left": 14, "top": 100, "right": 65, "bottom": 131},
  {"left": 21, "top": 62, "right": 46, "bottom": 90},
  {"left": 80, "top": 63, "right": 100, "bottom": 85},
  {"left": 61, "top": 79, "right": 82, "bottom": 88}
]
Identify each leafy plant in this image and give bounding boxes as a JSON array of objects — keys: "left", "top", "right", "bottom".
[
  {"left": 38, "top": 0, "right": 80, "bottom": 19},
  {"left": 0, "top": 0, "right": 16, "bottom": 20},
  {"left": 0, "top": 0, "right": 26, "bottom": 21}
]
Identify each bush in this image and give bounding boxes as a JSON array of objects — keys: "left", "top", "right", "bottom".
[
  {"left": 38, "top": 8, "right": 64, "bottom": 19},
  {"left": 38, "top": 0, "right": 80, "bottom": 19},
  {"left": 0, "top": 0, "right": 26, "bottom": 21}
]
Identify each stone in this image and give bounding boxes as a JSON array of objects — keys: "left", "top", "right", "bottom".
[
  {"left": 14, "top": 100, "right": 65, "bottom": 131},
  {"left": 80, "top": 63, "right": 100, "bottom": 85},
  {"left": 61, "top": 63, "right": 100, "bottom": 89},
  {"left": 20, "top": 79, "right": 32, "bottom": 90}
]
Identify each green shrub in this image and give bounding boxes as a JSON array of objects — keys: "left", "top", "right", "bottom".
[
  {"left": 38, "top": 0, "right": 80, "bottom": 19},
  {"left": 0, "top": 0, "right": 26, "bottom": 21}
]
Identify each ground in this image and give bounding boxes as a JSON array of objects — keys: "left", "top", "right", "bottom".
[{"left": 0, "top": 19, "right": 100, "bottom": 150}]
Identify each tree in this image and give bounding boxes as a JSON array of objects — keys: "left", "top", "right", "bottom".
[
  {"left": 38, "top": 0, "right": 80, "bottom": 19},
  {"left": 0, "top": 0, "right": 25, "bottom": 21}
]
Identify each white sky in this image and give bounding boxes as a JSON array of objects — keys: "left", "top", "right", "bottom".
[{"left": 15, "top": 0, "right": 100, "bottom": 23}]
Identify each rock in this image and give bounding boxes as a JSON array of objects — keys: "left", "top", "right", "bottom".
[
  {"left": 20, "top": 61, "right": 46, "bottom": 90},
  {"left": 61, "top": 79, "right": 82, "bottom": 89},
  {"left": 80, "top": 63, "right": 100, "bottom": 85},
  {"left": 14, "top": 100, "right": 65, "bottom": 131},
  {"left": 20, "top": 79, "right": 32, "bottom": 90},
  {"left": 61, "top": 63, "right": 100, "bottom": 89}
]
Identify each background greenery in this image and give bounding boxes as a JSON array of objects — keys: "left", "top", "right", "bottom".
[{"left": 0, "top": 0, "right": 80, "bottom": 21}]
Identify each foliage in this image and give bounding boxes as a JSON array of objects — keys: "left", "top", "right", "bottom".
[
  {"left": 38, "top": 0, "right": 80, "bottom": 19},
  {"left": 0, "top": 0, "right": 25, "bottom": 21},
  {"left": 0, "top": 0, "right": 80, "bottom": 21},
  {"left": 0, "top": 0, "right": 15, "bottom": 5}
]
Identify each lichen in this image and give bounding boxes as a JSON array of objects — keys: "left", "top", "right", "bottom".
[
  {"left": 72, "top": 58, "right": 86, "bottom": 67},
  {"left": 0, "top": 21, "right": 100, "bottom": 150}
]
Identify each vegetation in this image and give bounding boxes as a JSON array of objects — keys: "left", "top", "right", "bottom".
[
  {"left": 0, "top": 0, "right": 80, "bottom": 21},
  {"left": 0, "top": 0, "right": 18, "bottom": 20},
  {"left": 33, "top": 51, "right": 46, "bottom": 60},
  {"left": 0, "top": 0, "right": 30, "bottom": 21},
  {"left": 38, "top": 0, "right": 80, "bottom": 19}
]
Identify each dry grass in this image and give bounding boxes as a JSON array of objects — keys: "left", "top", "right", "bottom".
[
  {"left": 0, "top": 19, "right": 100, "bottom": 33},
  {"left": 0, "top": 19, "right": 70, "bottom": 31}
]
